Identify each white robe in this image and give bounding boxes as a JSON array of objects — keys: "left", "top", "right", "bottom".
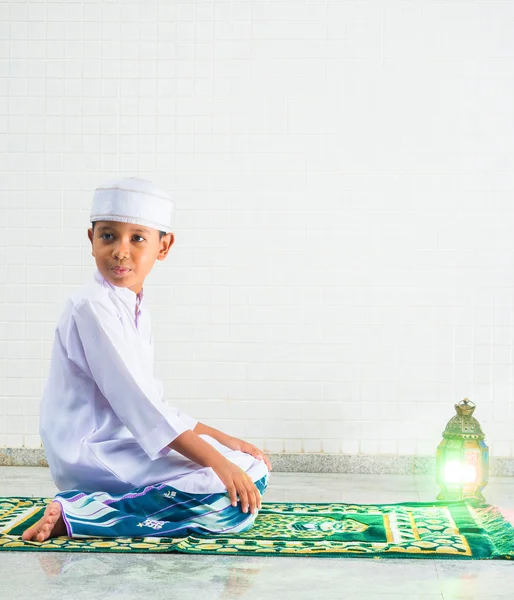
[{"left": 40, "top": 270, "right": 268, "bottom": 494}]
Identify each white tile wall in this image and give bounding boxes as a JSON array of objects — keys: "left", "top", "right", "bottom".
[{"left": 1, "top": 1, "right": 514, "bottom": 457}]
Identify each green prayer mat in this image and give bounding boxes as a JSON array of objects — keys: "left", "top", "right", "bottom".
[{"left": 1, "top": 497, "right": 513, "bottom": 559}]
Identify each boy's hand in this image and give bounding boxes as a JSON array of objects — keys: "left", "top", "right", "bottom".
[
  {"left": 212, "top": 459, "right": 262, "bottom": 514},
  {"left": 193, "top": 423, "right": 272, "bottom": 471},
  {"left": 169, "top": 430, "right": 265, "bottom": 514},
  {"left": 224, "top": 437, "right": 273, "bottom": 471}
]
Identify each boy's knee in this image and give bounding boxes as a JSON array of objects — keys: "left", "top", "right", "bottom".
[{"left": 255, "top": 473, "right": 269, "bottom": 495}]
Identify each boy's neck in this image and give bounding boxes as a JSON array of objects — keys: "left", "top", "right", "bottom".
[
  {"left": 128, "top": 282, "right": 144, "bottom": 296},
  {"left": 96, "top": 269, "right": 144, "bottom": 299}
]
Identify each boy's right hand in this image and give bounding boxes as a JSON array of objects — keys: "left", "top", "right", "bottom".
[
  {"left": 212, "top": 458, "right": 262, "bottom": 515},
  {"left": 168, "top": 430, "right": 262, "bottom": 514}
]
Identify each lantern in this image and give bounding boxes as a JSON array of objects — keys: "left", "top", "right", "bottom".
[{"left": 436, "top": 398, "right": 489, "bottom": 502}]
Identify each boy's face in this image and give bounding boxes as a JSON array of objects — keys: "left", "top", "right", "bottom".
[{"left": 88, "top": 221, "right": 174, "bottom": 294}]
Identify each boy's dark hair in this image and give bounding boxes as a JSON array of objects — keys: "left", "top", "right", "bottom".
[{"left": 91, "top": 222, "right": 167, "bottom": 238}]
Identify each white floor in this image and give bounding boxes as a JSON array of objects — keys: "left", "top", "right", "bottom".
[{"left": 1, "top": 467, "right": 513, "bottom": 600}]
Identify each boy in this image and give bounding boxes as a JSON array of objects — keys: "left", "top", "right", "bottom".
[{"left": 23, "top": 177, "right": 271, "bottom": 542}]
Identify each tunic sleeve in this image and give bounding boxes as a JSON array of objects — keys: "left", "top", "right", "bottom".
[
  {"left": 68, "top": 298, "right": 192, "bottom": 460},
  {"left": 153, "top": 377, "right": 198, "bottom": 432}
]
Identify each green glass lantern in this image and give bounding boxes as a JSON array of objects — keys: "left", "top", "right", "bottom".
[{"left": 436, "top": 398, "right": 489, "bottom": 502}]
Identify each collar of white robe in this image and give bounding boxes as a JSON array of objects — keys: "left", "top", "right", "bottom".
[{"left": 90, "top": 177, "right": 174, "bottom": 233}]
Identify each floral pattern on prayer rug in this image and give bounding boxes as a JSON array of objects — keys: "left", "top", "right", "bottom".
[{"left": 0, "top": 498, "right": 513, "bottom": 559}]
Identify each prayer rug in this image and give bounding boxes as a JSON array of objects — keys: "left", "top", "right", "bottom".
[{"left": 0, "top": 498, "right": 513, "bottom": 559}]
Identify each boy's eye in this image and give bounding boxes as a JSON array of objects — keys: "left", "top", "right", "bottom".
[{"left": 99, "top": 233, "right": 145, "bottom": 242}]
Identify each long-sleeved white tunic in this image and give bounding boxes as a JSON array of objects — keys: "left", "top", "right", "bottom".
[{"left": 40, "top": 270, "right": 267, "bottom": 494}]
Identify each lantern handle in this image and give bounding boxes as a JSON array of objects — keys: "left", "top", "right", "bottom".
[{"left": 459, "top": 398, "right": 475, "bottom": 408}]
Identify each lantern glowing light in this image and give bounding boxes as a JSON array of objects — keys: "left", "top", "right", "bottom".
[
  {"left": 436, "top": 399, "right": 488, "bottom": 501},
  {"left": 443, "top": 460, "right": 477, "bottom": 485}
]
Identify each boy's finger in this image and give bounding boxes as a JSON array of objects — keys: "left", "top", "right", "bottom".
[
  {"left": 227, "top": 484, "right": 237, "bottom": 507},
  {"left": 253, "top": 449, "right": 272, "bottom": 471},
  {"left": 247, "top": 482, "right": 259, "bottom": 515},
  {"left": 238, "top": 484, "right": 249, "bottom": 513},
  {"left": 243, "top": 444, "right": 258, "bottom": 457},
  {"left": 250, "top": 447, "right": 272, "bottom": 470}
]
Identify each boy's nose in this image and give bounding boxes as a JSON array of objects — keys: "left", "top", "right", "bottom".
[{"left": 112, "top": 241, "right": 130, "bottom": 260}]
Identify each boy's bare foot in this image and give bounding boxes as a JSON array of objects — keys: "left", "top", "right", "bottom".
[{"left": 22, "top": 501, "right": 68, "bottom": 542}]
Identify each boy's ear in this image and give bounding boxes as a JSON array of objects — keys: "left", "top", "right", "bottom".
[
  {"left": 87, "top": 228, "right": 95, "bottom": 256},
  {"left": 157, "top": 233, "right": 174, "bottom": 261}
]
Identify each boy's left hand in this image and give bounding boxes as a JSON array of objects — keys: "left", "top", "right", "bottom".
[{"left": 225, "top": 437, "right": 273, "bottom": 471}]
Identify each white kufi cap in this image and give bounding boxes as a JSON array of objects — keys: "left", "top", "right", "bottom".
[{"left": 90, "top": 177, "right": 174, "bottom": 233}]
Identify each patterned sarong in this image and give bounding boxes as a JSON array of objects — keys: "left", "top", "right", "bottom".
[{"left": 53, "top": 475, "right": 268, "bottom": 538}]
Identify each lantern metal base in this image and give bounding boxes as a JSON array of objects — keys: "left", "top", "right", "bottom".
[{"left": 437, "top": 486, "right": 485, "bottom": 503}]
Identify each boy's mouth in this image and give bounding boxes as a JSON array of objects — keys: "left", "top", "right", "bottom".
[{"left": 111, "top": 267, "right": 131, "bottom": 275}]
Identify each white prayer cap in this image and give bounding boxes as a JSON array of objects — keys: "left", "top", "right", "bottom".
[{"left": 90, "top": 177, "right": 174, "bottom": 233}]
